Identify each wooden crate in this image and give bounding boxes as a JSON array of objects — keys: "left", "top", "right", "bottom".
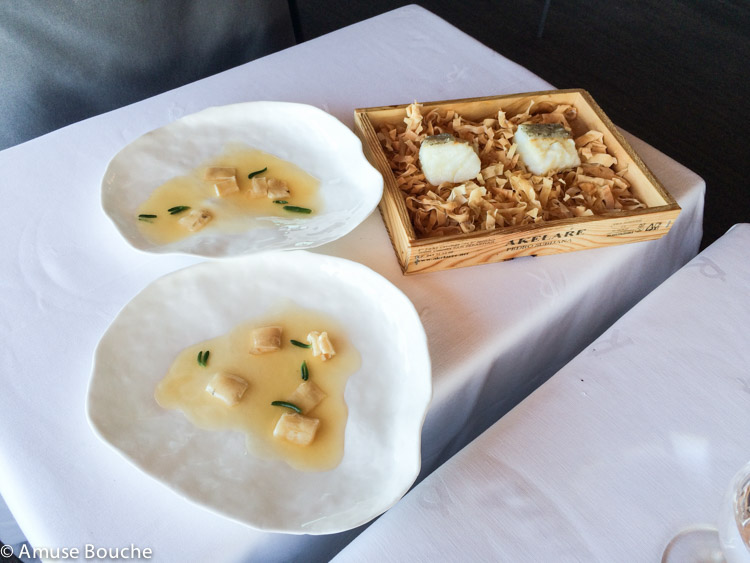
[{"left": 354, "top": 89, "right": 681, "bottom": 275}]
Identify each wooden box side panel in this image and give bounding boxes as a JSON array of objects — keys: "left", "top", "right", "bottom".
[
  {"left": 353, "top": 111, "right": 413, "bottom": 269},
  {"left": 361, "top": 90, "right": 585, "bottom": 130},
  {"left": 405, "top": 206, "right": 681, "bottom": 274},
  {"left": 359, "top": 90, "right": 578, "bottom": 125}
]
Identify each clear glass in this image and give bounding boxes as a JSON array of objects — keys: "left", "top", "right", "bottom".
[
  {"left": 718, "top": 461, "right": 750, "bottom": 563},
  {"left": 663, "top": 461, "right": 750, "bottom": 563}
]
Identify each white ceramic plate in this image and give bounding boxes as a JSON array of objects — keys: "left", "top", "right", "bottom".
[
  {"left": 101, "top": 101, "right": 383, "bottom": 257},
  {"left": 86, "top": 252, "right": 431, "bottom": 534}
]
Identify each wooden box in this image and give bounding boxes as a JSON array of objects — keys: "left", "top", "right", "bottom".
[{"left": 353, "top": 89, "right": 681, "bottom": 274}]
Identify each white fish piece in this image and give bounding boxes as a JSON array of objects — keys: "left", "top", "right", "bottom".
[
  {"left": 288, "top": 381, "right": 327, "bottom": 414},
  {"left": 307, "top": 331, "right": 336, "bottom": 361},
  {"left": 250, "top": 325, "right": 282, "bottom": 354},
  {"left": 213, "top": 177, "right": 240, "bottom": 197},
  {"left": 205, "top": 372, "right": 248, "bottom": 406},
  {"left": 419, "top": 133, "right": 481, "bottom": 185},
  {"left": 273, "top": 412, "right": 320, "bottom": 446},
  {"left": 178, "top": 208, "right": 212, "bottom": 231},
  {"left": 514, "top": 123, "right": 581, "bottom": 176}
]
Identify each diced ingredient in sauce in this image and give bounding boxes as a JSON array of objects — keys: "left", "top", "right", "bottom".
[
  {"left": 178, "top": 208, "right": 212, "bottom": 231},
  {"left": 135, "top": 147, "right": 321, "bottom": 245},
  {"left": 250, "top": 326, "right": 282, "bottom": 354},
  {"left": 273, "top": 412, "right": 320, "bottom": 446},
  {"left": 419, "top": 133, "right": 481, "bottom": 185},
  {"left": 514, "top": 123, "right": 581, "bottom": 176},
  {"left": 154, "top": 303, "right": 360, "bottom": 471},
  {"left": 214, "top": 177, "right": 240, "bottom": 197},
  {"left": 205, "top": 372, "right": 248, "bottom": 406},
  {"left": 288, "top": 380, "right": 327, "bottom": 413},
  {"left": 204, "top": 166, "right": 236, "bottom": 180},
  {"left": 249, "top": 177, "right": 291, "bottom": 199},
  {"left": 205, "top": 167, "right": 240, "bottom": 197},
  {"left": 307, "top": 331, "right": 335, "bottom": 361},
  {"left": 266, "top": 180, "right": 291, "bottom": 199}
]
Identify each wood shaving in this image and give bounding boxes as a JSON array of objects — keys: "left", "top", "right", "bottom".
[{"left": 378, "top": 101, "right": 646, "bottom": 238}]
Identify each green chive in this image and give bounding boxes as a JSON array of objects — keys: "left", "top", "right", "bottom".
[
  {"left": 301, "top": 360, "right": 309, "bottom": 381},
  {"left": 138, "top": 214, "right": 157, "bottom": 218},
  {"left": 283, "top": 205, "right": 312, "bottom": 214},
  {"left": 290, "top": 339, "right": 311, "bottom": 349},
  {"left": 197, "top": 350, "right": 209, "bottom": 367},
  {"left": 271, "top": 400, "right": 302, "bottom": 414},
  {"left": 168, "top": 206, "right": 190, "bottom": 215},
  {"left": 247, "top": 167, "right": 267, "bottom": 179},
  {"left": 273, "top": 200, "right": 288, "bottom": 204}
]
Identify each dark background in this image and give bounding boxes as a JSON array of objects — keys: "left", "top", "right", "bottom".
[{"left": 292, "top": 0, "right": 749, "bottom": 249}]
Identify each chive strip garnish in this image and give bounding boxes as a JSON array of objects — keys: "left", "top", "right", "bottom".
[
  {"left": 273, "top": 200, "right": 288, "bottom": 204},
  {"left": 290, "top": 339, "right": 311, "bottom": 349},
  {"left": 283, "top": 205, "right": 312, "bottom": 214},
  {"left": 247, "top": 167, "right": 267, "bottom": 179},
  {"left": 138, "top": 214, "right": 157, "bottom": 218},
  {"left": 301, "top": 360, "right": 309, "bottom": 381},
  {"left": 168, "top": 205, "right": 190, "bottom": 215},
  {"left": 271, "top": 400, "right": 302, "bottom": 414},
  {"left": 197, "top": 350, "right": 209, "bottom": 367}
]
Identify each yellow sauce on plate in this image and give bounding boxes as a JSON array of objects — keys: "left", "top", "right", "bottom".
[
  {"left": 137, "top": 146, "right": 321, "bottom": 245},
  {"left": 154, "top": 304, "right": 360, "bottom": 472}
]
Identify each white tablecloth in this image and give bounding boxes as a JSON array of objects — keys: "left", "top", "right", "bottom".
[
  {"left": 0, "top": 5, "right": 705, "bottom": 562},
  {"left": 334, "top": 224, "right": 750, "bottom": 563}
]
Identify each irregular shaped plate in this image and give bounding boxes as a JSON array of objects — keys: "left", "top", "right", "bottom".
[
  {"left": 86, "top": 252, "right": 431, "bottom": 534},
  {"left": 101, "top": 101, "right": 383, "bottom": 257}
]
